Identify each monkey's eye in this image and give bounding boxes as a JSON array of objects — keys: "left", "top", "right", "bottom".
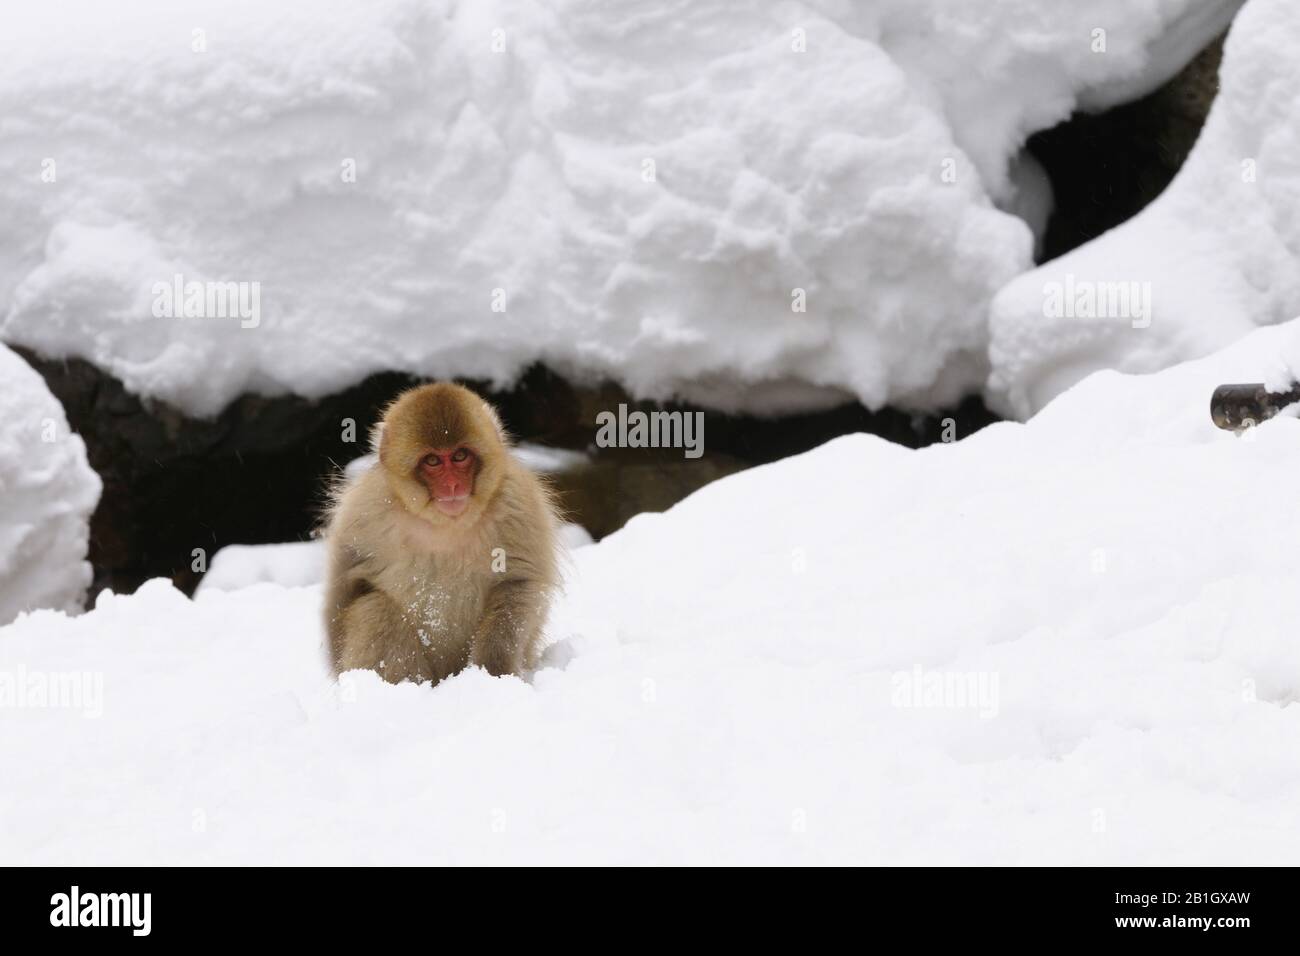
[
  {"left": 422, "top": 453, "right": 441, "bottom": 467},
  {"left": 451, "top": 448, "right": 470, "bottom": 463}
]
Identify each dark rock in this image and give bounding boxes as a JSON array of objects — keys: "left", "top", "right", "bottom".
[
  {"left": 1028, "top": 33, "right": 1225, "bottom": 262},
  {"left": 18, "top": 351, "right": 998, "bottom": 598}
]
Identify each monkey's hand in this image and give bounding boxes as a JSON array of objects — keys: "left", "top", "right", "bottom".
[{"left": 470, "top": 579, "right": 545, "bottom": 677}]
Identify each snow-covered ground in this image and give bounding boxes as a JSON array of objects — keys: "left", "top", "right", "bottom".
[
  {"left": 0, "top": 0, "right": 1239, "bottom": 416},
  {"left": 5, "top": 319, "right": 1299, "bottom": 865},
  {"left": 990, "top": 0, "right": 1300, "bottom": 418}
]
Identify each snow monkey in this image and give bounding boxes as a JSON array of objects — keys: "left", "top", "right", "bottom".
[{"left": 323, "top": 383, "right": 560, "bottom": 685}]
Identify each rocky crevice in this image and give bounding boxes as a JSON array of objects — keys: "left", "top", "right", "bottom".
[{"left": 20, "top": 350, "right": 997, "bottom": 598}]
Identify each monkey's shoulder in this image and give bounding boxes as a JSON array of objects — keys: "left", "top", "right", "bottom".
[
  {"left": 489, "top": 468, "right": 560, "bottom": 563},
  {"left": 496, "top": 462, "right": 560, "bottom": 526}
]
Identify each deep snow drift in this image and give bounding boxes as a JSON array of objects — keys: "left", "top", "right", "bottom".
[
  {"left": 990, "top": 0, "right": 1299, "bottom": 418},
  {"left": 5, "top": 318, "right": 1300, "bottom": 864},
  {"left": 0, "top": 0, "right": 1238, "bottom": 416},
  {"left": 0, "top": 345, "right": 99, "bottom": 626}
]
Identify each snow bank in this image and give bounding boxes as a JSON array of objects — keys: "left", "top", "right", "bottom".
[
  {"left": 0, "top": 345, "right": 100, "bottom": 625},
  {"left": 196, "top": 542, "right": 327, "bottom": 594},
  {"left": 5, "top": 319, "right": 1300, "bottom": 864},
  {"left": 989, "top": 0, "right": 1296, "bottom": 419},
  {"left": 0, "top": 0, "right": 1236, "bottom": 416}
]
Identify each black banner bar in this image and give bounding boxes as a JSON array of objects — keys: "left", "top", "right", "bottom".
[{"left": 2, "top": 866, "right": 1293, "bottom": 942}]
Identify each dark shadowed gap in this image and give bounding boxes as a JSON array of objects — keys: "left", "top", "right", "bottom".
[
  {"left": 1026, "top": 35, "right": 1224, "bottom": 263},
  {"left": 22, "top": 353, "right": 998, "bottom": 598}
]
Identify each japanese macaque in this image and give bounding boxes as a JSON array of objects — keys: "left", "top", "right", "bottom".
[{"left": 323, "top": 383, "right": 560, "bottom": 685}]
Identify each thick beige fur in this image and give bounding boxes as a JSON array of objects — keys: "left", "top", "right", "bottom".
[{"left": 322, "top": 383, "right": 560, "bottom": 685}]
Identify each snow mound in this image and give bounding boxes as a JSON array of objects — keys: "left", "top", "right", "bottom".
[
  {"left": 0, "top": 344, "right": 100, "bottom": 625},
  {"left": 0, "top": 0, "right": 1236, "bottom": 415},
  {"left": 989, "top": 0, "right": 1297, "bottom": 418},
  {"left": 5, "top": 319, "right": 1300, "bottom": 864},
  {"left": 196, "top": 542, "right": 327, "bottom": 594}
]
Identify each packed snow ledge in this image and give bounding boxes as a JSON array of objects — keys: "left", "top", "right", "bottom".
[
  {"left": 5, "top": 319, "right": 1300, "bottom": 864},
  {"left": 0, "top": 0, "right": 1241, "bottom": 416}
]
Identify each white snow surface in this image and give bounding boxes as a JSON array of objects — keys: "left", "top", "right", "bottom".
[
  {"left": 0, "top": 0, "right": 1238, "bottom": 416},
  {"left": 196, "top": 542, "right": 328, "bottom": 595},
  {"left": 990, "top": 0, "right": 1298, "bottom": 418},
  {"left": 5, "top": 318, "right": 1300, "bottom": 864},
  {"left": 0, "top": 345, "right": 100, "bottom": 626}
]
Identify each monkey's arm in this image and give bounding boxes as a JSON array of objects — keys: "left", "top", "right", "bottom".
[
  {"left": 328, "top": 567, "right": 437, "bottom": 684},
  {"left": 325, "top": 541, "right": 408, "bottom": 678},
  {"left": 469, "top": 578, "right": 549, "bottom": 677}
]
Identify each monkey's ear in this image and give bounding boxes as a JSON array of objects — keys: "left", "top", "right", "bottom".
[{"left": 481, "top": 400, "right": 508, "bottom": 443}]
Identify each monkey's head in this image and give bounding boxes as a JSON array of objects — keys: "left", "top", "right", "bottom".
[{"left": 377, "top": 383, "right": 508, "bottom": 527}]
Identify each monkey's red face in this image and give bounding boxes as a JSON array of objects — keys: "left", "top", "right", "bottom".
[
  {"left": 378, "top": 384, "right": 507, "bottom": 529},
  {"left": 418, "top": 447, "right": 478, "bottom": 517}
]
